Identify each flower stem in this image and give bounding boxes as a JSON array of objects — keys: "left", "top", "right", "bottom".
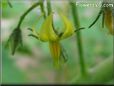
[
  {"left": 70, "top": 1, "right": 87, "bottom": 76},
  {"left": 46, "top": 0, "right": 62, "bottom": 83},
  {"left": 39, "top": 0, "right": 46, "bottom": 18},
  {"left": 17, "top": 2, "right": 40, "bottom": 28},
  {"left": 47, "top": 0, "right": 52, "bottom": 15}
]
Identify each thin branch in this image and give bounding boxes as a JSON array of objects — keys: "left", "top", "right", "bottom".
[
  {"left": 70, "top": 1, "right": 87, "bottom": 76},
  {"left": 47, "top": 0, "right": 52, "bottom": 15},
  {"left": 17, "top": 2, "right": 40, "bottom": 28},
  {"left": 88, "top": 9, "right": 103, "bottom": 28},
  {"left": 39, "top": 0, "right": 46, "bottom": 18},
  {"left": 74, "top": 27, "right": 85, "bottom": 32}
]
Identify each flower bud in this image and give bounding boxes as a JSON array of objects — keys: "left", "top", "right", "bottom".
[{"left": 7, "top": 28, "right": 22, "bottom": 55}]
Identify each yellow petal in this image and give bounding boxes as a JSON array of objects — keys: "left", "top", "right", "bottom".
[
  {"left": 49, "top": 41, "right": 61, "bottom": 68},
  {"left": 59, "top": 12, "right": 75, "bottom": 39},
  {"left": 39, "top": 13, "right": 58, "bottom": 42},
  {"left": 104, "top": 7, "right": 114, "bottom": 35}
]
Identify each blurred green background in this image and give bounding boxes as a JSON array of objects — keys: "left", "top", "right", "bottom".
[{"left": 1, "top": 0, "right": 113, "bottom": 84}]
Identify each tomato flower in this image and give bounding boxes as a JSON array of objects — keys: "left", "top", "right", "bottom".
[{"left": 30, "top": 13, "right": 75, "bottom": 67}]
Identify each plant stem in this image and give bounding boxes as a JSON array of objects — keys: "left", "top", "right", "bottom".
[
  {"left": 70, "top": 1, "right": 87, "bottom": 76},
  {"left": 47, "top": 0, "right": 52, "bottom": 15},
  {"left": 17, "top": 2, "right": 40, "bottom": 28},
  {"left": 47, "top": 0, "right": 57, "bottom": 31},
  {"left": 39, "top": 0, "right": 46, "bottom": 18}
]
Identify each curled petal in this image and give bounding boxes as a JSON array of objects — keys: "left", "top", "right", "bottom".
[
  {"left": 39, "top": 13, "right": 58, "bottom": 42},
  {"left": 59, "top": 13, "right": 75, "bottom": 39},
  {"left": 49, "top": 41, "right": 61, "bottom": 68},
  {"left": 104, "top": 7, "right": 114, "bottom": 35}
]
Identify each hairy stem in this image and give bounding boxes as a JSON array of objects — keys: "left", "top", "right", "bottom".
[{"left": 70, "top": 1, "right": 87, "bottom": 76}]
